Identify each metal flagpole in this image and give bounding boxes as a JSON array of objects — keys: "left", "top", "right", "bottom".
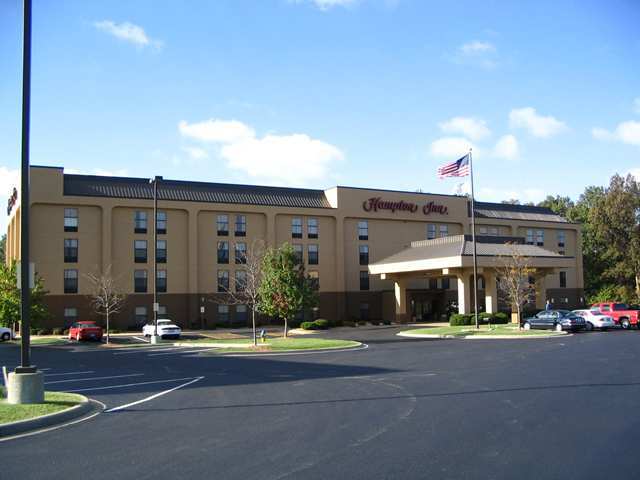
[{"left": 469, "top": 149, "right": 480, "bottom": 329}]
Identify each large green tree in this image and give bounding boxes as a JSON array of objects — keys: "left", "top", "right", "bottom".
[
  {"left": 537, "top": 195, "right": 575, "bottom": 217},
  {"left": 0, "top": 261, "right": 50, "bottom": 330},
  {"left": 258, "top": 243, "right": 318, "bottom": 338}
]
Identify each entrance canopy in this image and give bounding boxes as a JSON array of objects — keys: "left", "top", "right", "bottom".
[{"left": 368, "top": 235, "right": 574, "bottom": 320}]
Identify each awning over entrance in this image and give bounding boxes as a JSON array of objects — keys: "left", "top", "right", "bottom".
[{"left": 368, "top": 235, "right": 575, "bottom": 321}]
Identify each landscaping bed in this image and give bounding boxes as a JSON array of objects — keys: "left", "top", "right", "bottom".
[
  {"left": 175, "top": 336, "right": 361, "bottom": 352},
  {"left": 399, "top": 324, "right": 566, "bottom": 338},
  {"left": 0, "top": 390, "right": 85, "bottom": 425}
]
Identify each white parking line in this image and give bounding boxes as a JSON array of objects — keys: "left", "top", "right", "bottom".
[
  {"left": 105, "top": 376, "right": 205, "bottom": 413},
  {"left": 45, "top": 373, "right": 144, "bottom": 385},
  {"left": 64, "top": 376, "right": 200, "bottom": 393},
  {"left": 132, "top": 336, "right": 149, "bottom": 343},
  {"left": 147, "top": 348, "right": 217, "bottom": 357},
  {"left": 45, "top": 371, "right": 95, "bottom": 377},
  {"left": 113, "top": 347, "right": 181, "bottom": 355}
]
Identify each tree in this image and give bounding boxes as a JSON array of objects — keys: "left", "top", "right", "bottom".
[
  {"left": 496, "top": 244, "right": 535, "bottom": 329},
  {"left": 537, "top": 195, "right": 575, "bottom": 217},
  {"left": 258, "top": 243, "right": 318, "bottom": 338},
  {"left": 0, "top": 261, "right": 49, "bottom": 332},
  {"left": 214, "top": 239, "right": 265, "bottom": 346},
  {"left": 86, "top": 266, "right": 126, "bottom": 344},
  {"left": 0, "top": 234, "right": 6, "bottom": 263}
]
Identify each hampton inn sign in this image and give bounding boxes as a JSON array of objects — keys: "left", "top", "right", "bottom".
[{"left": 362, "top": 197, "right": 449, "bottom": 216}]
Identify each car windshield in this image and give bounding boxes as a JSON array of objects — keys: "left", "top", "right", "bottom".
[
  {"left": 158, "top": 320, "right": 174, "bottom": 325},
  {"left": 613, "top": 303, "right": 628, "bottom": 311},
  {"left": 557, "top": 310, "right": 571, "bottom": 317},
  {"left": 79, "top": 323, "right": 98, "bottom": 328}
]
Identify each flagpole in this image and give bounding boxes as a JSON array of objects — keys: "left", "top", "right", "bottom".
[{"left": 469, "top": 149, "right": 479, "bottom": 329}]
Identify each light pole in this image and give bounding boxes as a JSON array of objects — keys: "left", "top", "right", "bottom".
[
  {"left": 149, "top": 176, "right": 162, "bottom": 344},
  {"left": 8, "top": 0, "right": 45, "bottom": 404}
]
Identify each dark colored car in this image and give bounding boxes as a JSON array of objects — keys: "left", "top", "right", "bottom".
[
  {"left": 68, "top": 321, "right": 104, "bottom": 341},
  {"left": 522, "top": 310, "right": 586, "bottom": 332}
]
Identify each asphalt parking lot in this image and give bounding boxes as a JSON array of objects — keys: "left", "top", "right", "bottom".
[{"left": 2, "top": 327, "right": 640, "bottom": 480}]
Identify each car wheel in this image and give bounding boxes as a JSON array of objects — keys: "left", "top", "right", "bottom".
[
  {"left": 76, "top": 333, "right": 81, "bottom": 341},
  {"left": 555, "top": 323, "right": 563, "bottom": 333},
  {"left": 523, "top": 322, "right": 531, "bottom": 330},
  {"left": 586, "top": 322, "right": 594, "bottom": 332},
  {"left": 621, "top": 318, "right": 630, "bottom": 329},
  {"left": 1, "top": 332, "right": 10, "bottom": 341}
]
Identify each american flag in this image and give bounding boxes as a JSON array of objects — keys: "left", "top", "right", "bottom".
[{"left": 437, "top": 153, "right": 470, "bottom": 178}]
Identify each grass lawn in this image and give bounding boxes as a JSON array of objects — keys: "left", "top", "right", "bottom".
[
  {"left": 8, "top": 337, "right": 70, "bottom": 346},
  {"left": 404, "top": 324, "right": 565, "bottom": 337},
  {"left": 0, "top": 390, "right": 85, "bottom": 425},
  {"left": 178, "top": 336, "right": 361, "bottom": 352}
]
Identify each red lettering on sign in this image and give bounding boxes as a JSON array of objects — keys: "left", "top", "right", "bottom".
[{"left": 362, "top": 197, "right": 448, "bottom": 216}]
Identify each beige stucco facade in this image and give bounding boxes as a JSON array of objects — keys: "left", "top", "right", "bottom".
[{"left": 6, "top": 166, "right": 585, "bottom": 329}]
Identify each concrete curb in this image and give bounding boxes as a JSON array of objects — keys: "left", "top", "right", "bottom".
[
  {"left": 174, "top": 341, "right": 365, "bottom": 355},
  {"left": 397, "top": 331, "right": 567, "bottom": 340},
  {"left": 0, "top": 396, "right": 101, "bottom": 438}
]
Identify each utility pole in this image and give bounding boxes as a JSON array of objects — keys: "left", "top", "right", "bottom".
[{"left": 149, "top": 176, "right": 162, "bottom": 344}]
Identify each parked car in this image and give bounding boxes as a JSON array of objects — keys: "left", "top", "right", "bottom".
[
  {"left": 591, "top": 302, "right": 639, "bottom": 329},
  {"left": 68, "top": 321, "right": 104, "bottom": 341},
  {"left": 572, "top": 309, "right": 615, "bottom": 331},
  {"left": 522, "top": 310, "right": 586, "bottom": 332},
  {"left": 142, "top": 319, "right": 182, "bottom": 339},
  {"left": 0, "top": 326, "right": 13, "bottom": 341}
]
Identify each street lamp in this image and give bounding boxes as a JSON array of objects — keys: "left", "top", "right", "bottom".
[{"left": 149, "top": 176, "right": 162, "bottom": 344}]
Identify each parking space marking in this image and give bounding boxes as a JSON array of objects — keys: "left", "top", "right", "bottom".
[
  {"left": 64, "top": 376, "right": 200, "bottom": 393},
  {"left": 113, "top": 347, "right": 181, "bottom": 355},
  {"left": 105, "top": 376, "right": 205, "bottom": 413},
  {"left": 45, "top": 371, "right": 95, "bottom": 377},
  {"left": 44, "top": 373, "right": 144, "bottom": 385},
  {"left": 147, "top": 347, "right": 218, "bottom": 357}
]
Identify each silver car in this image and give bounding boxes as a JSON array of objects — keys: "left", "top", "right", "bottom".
[{"left": 573, "top": 309, "right": 616, "bottom": 331}]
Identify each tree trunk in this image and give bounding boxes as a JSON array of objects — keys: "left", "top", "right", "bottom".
[
  {"left": 517, "top": 305, "right": 522, "bottom": 330},
  {"left": 635, "top": 274, "right": 640, "bottom": 302},
  {"left": 106, "top": 310, "right": 110, "bottom": 344},
  {"left": 252, "top": 306, "right": 257, "bottom": 347},
  {"left": 283, "top": 317, "right": 288, "bottom": 338}
]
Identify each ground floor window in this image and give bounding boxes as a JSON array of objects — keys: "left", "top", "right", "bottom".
[
  {"left": 236, "top": 304, "right": 248, "bottom": 323},
  {"left": 135, "top": 306, "right": 148, "bottom": 326},
  {"left": 441, "top": 277, "right": 450, "bottom": 290},
  {"left": 218, "top": 304, "right": 229, "bottom": 323},
  {"left": 359, "top": 303, "right": 370, "bottom": 321},
  {"left": 64, "top": 307, "right": 78, "bottom": 326},
  {"left": 559, "top": 271, "right": 567, "bottom": 288},
  {"left": 359, "top": 271, "right": 370, "bottom": 291},
  {"left": 158, "top": 305, "right": 167, "bottom": 316}
]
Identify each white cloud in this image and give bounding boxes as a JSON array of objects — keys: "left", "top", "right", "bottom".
[
  {"left": 182, "top": 146, "right": 209, "bottom": 160},
  {"left": 450, "top": 40, "right": 498, "bottom": 69},
  {"left": 0, "top": 167, "right": 20, "bottom": 234},
  {"left": 592, "top": 121, "right": 640, "bottom": 146},
  {"left": 460, "top": 41, "right": 495, "bottom": 55},
  {"left": 66, "top": 168, "right": 129, "bottom": 177},
  {"left": 430, "top": 137, "right": 477, "bottom": 159},
  {"left": 93, "top": 20, "right": 162, "bottom": 49},
  {"left": 634, "top": 97, "right": 640, "bottom": 115},
  {"left": 289, "top": 0, "right": 358, "bottom": 10},
  {"left": 509, "top": 107, "right": 567, "bottom": 138},
  {"left": 438, "top": 117, "right": 490, "bottom": 141},
  {"left": 493, "top": 134, "right": 519, "bottom": 160},
  {"left": 178, "top": 119, "right": 344, "bottom": 185},
  {"left": 179, "top": 119, "right": 255, "bottom": 144}
]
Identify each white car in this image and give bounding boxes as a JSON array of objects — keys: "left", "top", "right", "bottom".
[
  {"left": 142, "top": 319, "right": 182, "bottom": 339},
  {"left": 573, "top": 309, "right": 616, "bottom": 331},
  {"left": 0, "top": 327, "right": 13, "bottom": 341}
]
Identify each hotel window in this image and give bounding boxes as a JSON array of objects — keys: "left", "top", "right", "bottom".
[
  {"left": 217, "top": 270, "right": 229, "bottom": 292},
  {"left": 156, "top": 270, "right": 167, "bottom": 293},
  {"left": 63, "top": 307, "right": 78, "bottom": 326},
  {"left": 427, "top": 224, "right": 436, "bottom": 240},
  {"left": 134, "top": 240, "right": 148, "bottom": 263},
  {"left": 135, "top": 306, "right": 148, "bottom": 326},
  {"left": 217, "top": 214, "right": 229, "bottom": 236},
  {"left": 359, "top": 303, "right": 370, "bottom": 321},
  {"left": 134, "top": 211, "right": 147, "bottom": 234},
  {"left": 489, "top": 227, "right": 498, "bottom": 236},
  {"left": 236, "top": 304, "right": 248, "bottom": 323},
  {"left": 293, "top": 244, "right": 303, "bottom": 264},
  {"left": 308, "top": 244, "right": 319, "bottom": 265},
  {"left": 292, "top": 218, "right": 303, "bottom": 239},
  {"left": 235, "top": 215, "right": 246, "bottom": 237},
  {"left": 557, "top": 231, "right": 566, "bottom": 249},
  {"left": 156, "top": 240, "right": 167, "bottom": 263},
  {"left": 308, "top": 271, "right": 319, "bottom": 290},
  {"left": 157, "top": 211, "right": 167, "bottom": 234},
  {"left": 359, "top": 245, "right": 369, "bottom": 265},
  {"left": 358, "top": 220, "right": 368, "bottom": 240},
  {"left": 559, "top": 271, "right": 567, "bottom": 288},
  {"left": 479, "top": 226, "right": 488, "bottom": 236},
  {"left": 439, "top": 225, "right": 449, "bottom": 237},
  {"left": 429, "top": 278, "right": 438, "bottom": 290},
  {"left": 217, "top": 241, "right": 229, "bottom": 264},
  {"left": 526, "top": 229, "right": 535, "bottom": 245},
  {"left": 235, "top": 242, "right": 247, "bottom": 264},
  {"left": 134, "top": 270, "right": 148, "bottom": 293},
  {"left": 158, "top": 305, "right": 168, "bottom": 316},
  {"left": 359, "top": 271, "right": 370, "bottom": 291},
  {"left": 478, "top": 277, "right": 485, "bottom": 289},
  {"left": 235, "top": 270, "right": 247, "bottom": 292},
  {"left": 64, "top": 239, "right": 78, "bottom": 263},
  {"left": 308, "top": 218, "right": 318, "bottom": 239},
  {"left": 442, "top": 277, "right": 450, "bottom": 290},
  {"left": 218, "top": 304, "right": 229, "bottom": 323},
  {"left": 64, "top": 269, "right": 78, "bottom": 294},
  {"left": 64, "top": 208, "right": 78, "bottom": 232},
  {"left": 535, "top": 230, "right": 544, "bottom": 247}
]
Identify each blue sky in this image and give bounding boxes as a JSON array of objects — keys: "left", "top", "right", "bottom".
[{"left": 1, "top": 0, "right": 639, "bottom": 231}]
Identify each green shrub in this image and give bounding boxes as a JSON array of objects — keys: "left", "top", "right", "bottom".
[
  {"left": 382, "top": 319, "right": 392, "bottom": 325},
  {"left": 300, "top": 321, "right": 315, "bottom": 330},
  {"left": 343, "top": 320, "right": 356, "bottom": 327},
  {"left": 314, "top": 319, "right": 329, "bottom": 330},
  {"left": 450, "top": 314, "right": 473, "bottom": 326},
  {"left": 492, "top": 312, "right": 509, "bottom": 324},
  {"left": 52, "top": 328, "right": 64, "bottom": 335}
]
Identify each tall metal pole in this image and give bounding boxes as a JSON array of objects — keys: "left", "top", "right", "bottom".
[
  {"left": 153, "top": 177, "right": 158, "bottom": 337},
  {"left": 469, "top": 149, "right": 480, "bottom": 330},
  {"left": 19, "top": 0, "right": 33, "bottom": 370}
]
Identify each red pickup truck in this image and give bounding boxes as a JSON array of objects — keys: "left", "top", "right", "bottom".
[{"left": 591, "top": 303, "right": 639, "bottom": 329}]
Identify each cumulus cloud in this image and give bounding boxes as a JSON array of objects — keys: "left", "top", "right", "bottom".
[
  {"left": 450, "top": 40, "right": 498, "bottom": 69},
  {"left": 460, "top": 41, "right": 495, "bottom": 55},
  {"left": 509, "top": 107, "right": 567, "bottom": 138},
  {"left": 592, "top": 121, "right": 640, "bottom": 147},
  {"left": 182, "top": 146, "right": 209, "bottom": 160},
  {"left": 94, "top": 20, "right": 162, "bottom": 49},
  {"left": 438, "top": 117, "right": 490, "bottom": 141},
  {"left": 430, "top": 137, "right": 477, "bottom": 159},
  {"left": 178, "top": 119, "right": 344, "bottom": 185},
  {"left": 289, "top": 0, "right": 358, "bottom": 10},
  {"left": 493, "top": 134, "right": 519, "bottom": 160}
]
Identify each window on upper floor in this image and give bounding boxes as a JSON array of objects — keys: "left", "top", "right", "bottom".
[
  {"left": 479, "top": 226, "right": 488, "bottom": 236},
  {"left": 134, "top": 270, "right": 147, "bottom": 293},
  {"left": 359, "top": 245, "right": 369, "bottom": 265},
  {"left": 235, "top": 242, "right": 247, "bottom": 264},
  {"left": 429, "top": 278, "right": 438, "bottom": 290},
  {"left": 292, "top": 218, "right": 303, "bottom": 239},
  {"left": 557, "top": 231, "right": 566, "bottom": 249},
  {"left": 217, "top": 241, "right": 229, "bottom": 264},
  {"left": 489, "top": 227, "right": 498, "bottom": 236},
  {"left": 235, "top": 270, "right": 247, "bottom": 292},
  {"left": 359, "top": 271, "right": 370, "bottom": 291},
  {"left": 559, "top": 271, "right": 567, "bottom": 288},
  {"left": 157, "top": 211, "right": 167, "bottom": 234},
  {"left": 308, "top": 244, "right": 319, "bottom": 265},
  {"left": 217, "top": 270, "right": 229, "bottom": 292},
  {"left": 156, "top": 269, "right": 167, "bottom": 293},
  {"left": 427, "top": 224, "right": 436, "bottom": 240},
  {"left": 442, "top": 277, "right": 450, "bottom": 290},
  {"left": 526, "top": 229, "right": 535, "bottom": 245},
  {"left": 293, "top": 244, "right": 303, "bottom": 264},
  {"left": 217, "top": 215, "right": 229, "bottom": 236},
  {"left": 535, "top": 229, "right": 544, "bottom": 247},
  {"left": 308, "top": 271, "right": 319, "bottom": 290},
  {"left": 64, "top": 269, "right": 78, "bottom": 293},
  {"left": 134, "top": 211, "right": 147, "bottom": 234},
  {"left": 156, "top": 240, "right": 167, "bottom": 263},
  {"left": 134, "top": 240, "right": 148, "bottom": 263},
  {"left": 439, "top": 225, "right": 449, "bottom": 238},
  {"left": 235, "top": 215, "right": 246, "bottom": 237},
  {"left": 358, "top": 221, "right": 368, "bottom": 241},
  {"left": 64, "top": 208, "right": 78, "bottom": 232},
  {"left": 64, "top": 239, "right": 78, "bottom": 263},
  {"left": 308, "top": 218, "right": 318, "bottom": 239}
]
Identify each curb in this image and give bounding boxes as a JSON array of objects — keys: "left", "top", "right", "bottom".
[
  {"left": 397, "top": 331, "right": 567, "bottom": 340},
  {"left": 0, "top": 396, "right": 101, "bottom": 438}
]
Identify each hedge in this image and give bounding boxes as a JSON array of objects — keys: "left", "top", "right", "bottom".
[
  {"left": 449, "top": 312, "right": 509, "bottom": 326},
  {"left": 301, "top": 319, "right": 330, "bottom": 330}
]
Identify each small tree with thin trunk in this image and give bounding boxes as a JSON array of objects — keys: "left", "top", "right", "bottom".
[
  {"left": 214, "top": 239, "right": 265, "bottom": 346},
  {"left": 86, "top": 266, "right": 126, "bottom": 344},
  {"left": 496, "top": 243, "right": 535, "bottom": 329},
  {"left": 258, "top": 243, "right": 318, "bottom": 338}
]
